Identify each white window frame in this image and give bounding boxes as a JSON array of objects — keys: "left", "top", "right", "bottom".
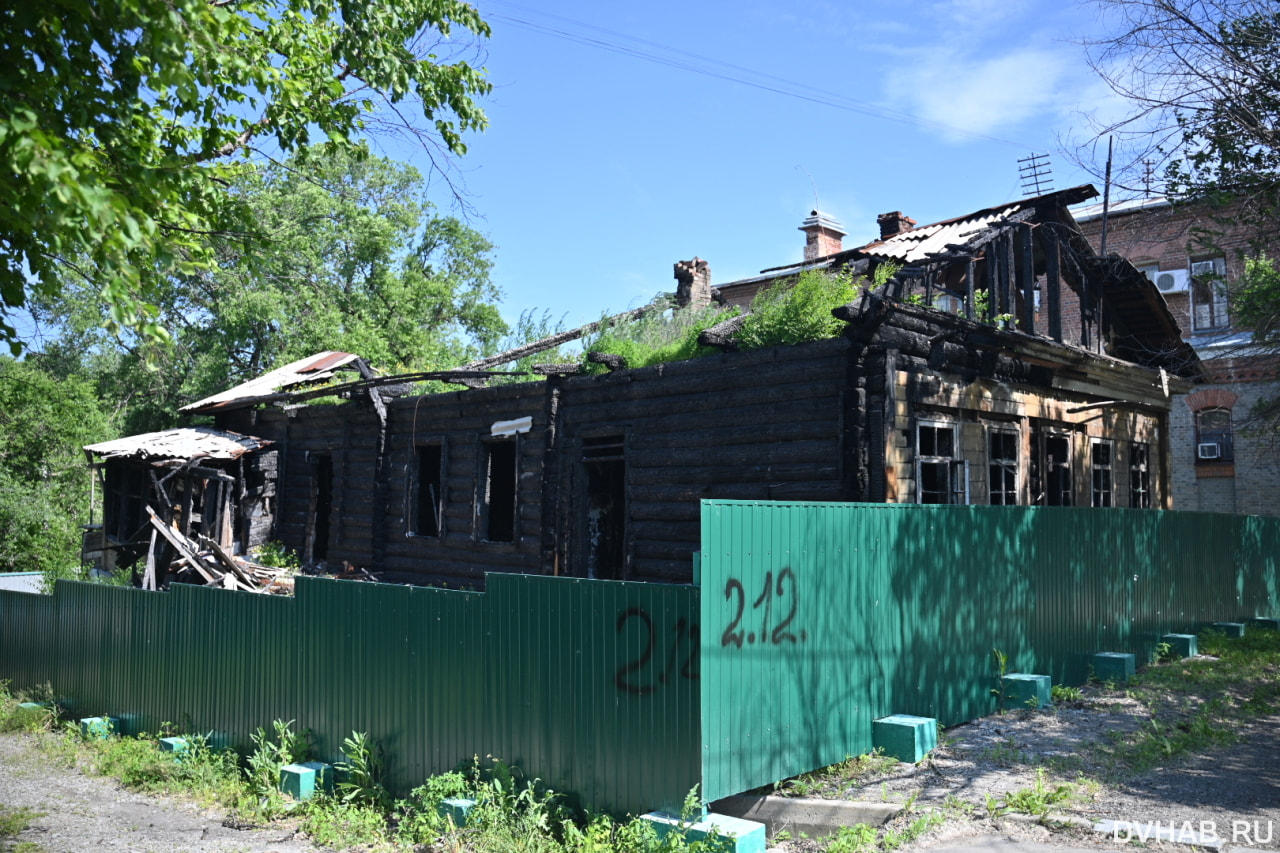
[{"left": 916, "top": 420, "right": 969, "bottom": 505}]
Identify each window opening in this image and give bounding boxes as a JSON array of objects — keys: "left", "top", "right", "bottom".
[
  {"left": 414, "top": 444, "right": 444, "bottom": 537},
  {"left": 917, "top": 422, "right": 968, "bottom": 504},
  {"left": 988, "top": 428, "right": 1018, "bottom": 505},
  {"left": 1091, "top": 441, "right": 1114, "bottom": 507},
  {"left": 1195, "top": 408, "right": 1234, "bottom": 462},
  {"left": 1130, "top": 442, "right": 1151, "bottom": 509},
  {"left": 481, "top": 440, "right": 518, "bottom": 542},
  {"left": 1191, "top": 258, "right": 1228, "bottom": 331},
  {"left": 1037, "top": 433, "right": 1073, "bottom": 506},
  {"left": 581, "top": 435, "right": 626, "bottom": 579}
]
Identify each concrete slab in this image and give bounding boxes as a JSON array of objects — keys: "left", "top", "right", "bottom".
[{"left": 711, "top": 794, "right": 900, "bottom": 838}]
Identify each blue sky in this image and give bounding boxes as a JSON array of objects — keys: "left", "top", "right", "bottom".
[{"left": 386, "top": 0, "right": 1140, "bottom": 332}]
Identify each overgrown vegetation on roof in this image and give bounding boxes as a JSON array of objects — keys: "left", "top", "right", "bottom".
[{"left": 582, "top": 300, "right": 732, "bottom": 373}]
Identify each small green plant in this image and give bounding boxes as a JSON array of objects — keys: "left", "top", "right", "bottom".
[
  {"left": 252, "top": 541, "right": 300, "bottom": 570},
  {"left": 986, "top": 769, "right": 1075, "bottom": 817},
  {"left": 826, "top": 822, "right": 878, "bottom": 853},
  {"left": 990, "top": 648, "right": 1009, "bottom": 713},
  {"left": 1152, "top": 640, "right": 1175, "bottom": 663},
  {"left": 1051, "top": 684, "right": 1084, "bottom": 704},
  {"left": 0, "top": 804, "right": 42, "bottom": 853},
  {"left": 243, "top": 719, "right": 310, "bottom": 814},
  {"left": 583, "top": 299, "right": 732, "bottom": 373},
  {"left": 334, "top": 731, "right": 391, "bottom": 812}
]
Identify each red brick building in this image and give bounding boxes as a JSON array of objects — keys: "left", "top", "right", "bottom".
[{"left": 1075, "top": 197, "right": 1280, "bottom": 515}]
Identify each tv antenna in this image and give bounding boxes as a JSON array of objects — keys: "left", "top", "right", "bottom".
[{"left": 1018, "top": 153, "right": 1054, "bottom": 196}]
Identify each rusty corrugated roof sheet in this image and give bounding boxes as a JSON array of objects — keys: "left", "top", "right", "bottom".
[
  {"left": 85, "top": 427, "right": 271, "bottom": 462},
  {"left": 180, "top": 351, "right": 362, "bottom": 413}
]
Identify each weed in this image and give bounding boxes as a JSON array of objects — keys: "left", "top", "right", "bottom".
[
  {"left": 243, "top": 719, "right": 310, "bottom": 816},
  {"left": 986, "top": 769, "right": 1076, "bottom": 817},
  {"left": 252, "top": 541, "right": 300, "bottom": 570},
  {"left": 1051, "top": 684, "right": 1083, "bottom": 704},
  {"left": 0, "top": 804, "right": 42, "bottom": 853},
  {"left": 990, "top": 648, "right": 1008, "bottom": 713},
  {"left": 583, "top": 300, "right": 731, "bottom": 372},
  {"left": 826, "top": 823, "right": 878, "bottom": 853},
  {"left": 334, "top": 730, "right": 391, "bottom": 812}
]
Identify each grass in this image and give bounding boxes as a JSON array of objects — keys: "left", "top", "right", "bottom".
[
  {"left": 0, "top": 805, "right": 42, "bottom": 852},
  {"left": 770, "top": 749, "right": 900, "bottom": 798}
]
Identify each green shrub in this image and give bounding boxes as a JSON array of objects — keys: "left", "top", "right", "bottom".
[
  {"left": 736, "top": 268, "right": 864, "bottom": 350},
  {"left": 583, "top": 300, "right": 733, "bottom": 372}
]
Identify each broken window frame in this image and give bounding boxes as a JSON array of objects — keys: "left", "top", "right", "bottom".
[
  {"left": 916, "top": 421, "right": 968, "bottom": 505},
  {"left": 477, "top": 437, "right": 519, "bottom": 544},
  {"left": 987, "top": 426, "right": 1019, "bottom": 506},
  {"left": 579, "top": 433, "right": 628, "bottom": 580},
  {"left": 1129, "top": 442, "right": 1151, "bottom": 509},
  {"left": 1035, "top": 430, "right": 1074, "bottom": 507},
  {"left": 409, "top": 441, "right": 446, "bottom": 538},
  {"left": 1090, "top": 439, "right": 1114, "bottom": 508}
]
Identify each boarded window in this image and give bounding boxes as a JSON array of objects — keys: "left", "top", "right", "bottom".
[
  {"left": 413, "top": 444, "right": 444, "bottom": 537},
  {"left": 917, "top": 422, "right": 967, "bottom": 504},
  {"left": 1091, "top": 441, "right": 1113, "bottom": 507},
  {"left": 1130, "top": 442, "right": 1151, "bottom": 509},
  {"left": 988, "top": 428, "right": 1018, "bottom": 505},
  {"left": 480, "top": 440, "right": 517, "bottom": 542}
]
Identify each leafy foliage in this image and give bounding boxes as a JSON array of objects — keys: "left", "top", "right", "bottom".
[
  {"left": 0, "top": 358, "right": 114, "bottom": 576},
  {"left": 736, "top": 268, "right": 864, "bottom": 350},
  {"left": 0, "top": 0, "right": 492, "bottom": 353},
  {"left": 33, "top": 148, "right": 507, "bottom": 431}
]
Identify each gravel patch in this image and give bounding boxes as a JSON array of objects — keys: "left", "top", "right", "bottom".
[{"left": 0, "top": 732, "right": 322, "bottom": 852}]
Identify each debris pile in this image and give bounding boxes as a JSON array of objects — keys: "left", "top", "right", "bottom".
[{"left": 143, "top": 506, "right": 295, "bottom": 594}]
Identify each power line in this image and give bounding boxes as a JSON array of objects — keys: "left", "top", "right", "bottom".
[{"left": 483, "top": 1, "right": 1037, "bottom": 150}]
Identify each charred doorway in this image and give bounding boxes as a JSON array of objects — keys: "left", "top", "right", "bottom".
[
  {"left": 580, "top": 435, "right": 626, "bottom": 580},
  {"left": 309, "top": 454, "right": 333, "bottom": 563}
]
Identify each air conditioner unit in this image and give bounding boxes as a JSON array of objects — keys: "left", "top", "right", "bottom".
[
  {"left": 1198, "top": 442, "right": 1222, "bottom": 460},
  {"left": 1191, "top": 260, "right": 1222, "bottom": 278},
  {"left": 1155, "top": 269, "right": 1190, "bottom": 293}
]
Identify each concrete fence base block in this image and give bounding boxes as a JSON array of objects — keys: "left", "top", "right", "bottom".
[
  {"left": 438, "top": 798, "right": 477, "bottom": 827},
  {"left": 1091, "top": 652, "right": 1136, "bottom": 683},
  {"left": 1251, "top": 617, "right": 1280, "bottom": 631},
  {"left": 1003, "top": 674, "right": 1052, "bottom": 709},
  {"left": 872, "top": 714, "right": 938, "bottom": 763},
  {"left": 711, "top": 795, "right": 901, "bottom": 838},
  {"left": 1162, "top": 633, "right": 1198, "bottom": 658},
  {"left": 158, "top": 736, "right": 190, "bottom": 757},
  {"left": 1214, "top": 621, "right": 1246, "bottom": 638},
  {"left": 641, "top": 811, "right": 766, "bottom": 853},
  {"left": 279, "top": 761, "right": 333, "bottom": 801},
  {"left": 79, "top": 717, "right": 118, "bottom": 739}
]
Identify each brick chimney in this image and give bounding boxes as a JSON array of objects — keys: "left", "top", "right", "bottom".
[
  {"left": 674, "top": 257, "right": 712, "bottom": 308},
  {"left": 799, "top": 211, "right": 846, "bottom": 261},
  {"left": 877, "top": 211, "right": 917, "bottom": 240}
]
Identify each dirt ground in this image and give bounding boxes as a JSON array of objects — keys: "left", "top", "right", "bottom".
[
  {"left": 0, "top": 733, "right": 321, "bottom": 853},
  {"left": 776, "top": 685, "right": 1280, "bottom": 852},
  {"left": 1, "top": 685, "right": 1277, "bottom": 852}
]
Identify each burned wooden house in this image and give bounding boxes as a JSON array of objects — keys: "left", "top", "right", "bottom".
[{"left": 90, "top": 185, "right": 1199, "bottom": 588}]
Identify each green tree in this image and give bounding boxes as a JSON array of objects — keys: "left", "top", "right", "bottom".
[
  {"left": 1084, "top": 1, "right": 1280, "bottom": 229},
  {"left": 0, "top": 358, "right": 114, "bottom": 575},
  {"left": 0, "top": 0, "right": 491, "bottom": 354},
  {"left": 34, "top": 148, "right": 507, "bottom": 432}
]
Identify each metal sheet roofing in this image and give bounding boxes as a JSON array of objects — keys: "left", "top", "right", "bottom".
[
  {"left": 85, "top": 427, "right": 271, "bottom": 462},
  {"left": 180, "top": 351, "right": 362, "bottom": 413}
]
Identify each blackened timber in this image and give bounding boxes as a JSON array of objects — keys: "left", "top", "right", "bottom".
[
  {"left": 1046, "top": 229, "right": 1063, "bottom": 342},
  {"left": 998, "top": 232, "right": 1013, "bottom": 321},
  {"left": 965, "top": 258, "right": 976, "bottom": 321},
  {"left": 539, "top": 380, "right": 563, "bottom": 574},
  {"left": 1018, "top": 223, "right": 1035, "bottom": 333}
]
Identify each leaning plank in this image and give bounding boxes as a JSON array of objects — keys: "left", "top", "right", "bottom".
[
  {"left": 201, "top": 535, "right": 261, "bottom": 592},
  {"left": 143, "top": 529, "right": 158, "bottom": 591},
  {"left": 146, "top": 507, "right": 219, "bottom": 584}
]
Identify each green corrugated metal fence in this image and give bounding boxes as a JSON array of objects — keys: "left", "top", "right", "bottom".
[
  {"left": 0, "top": 574, "right": 700, "bottom": 816},
  {"left": 698, "top": 501, "right": 1280, "bottom": 803},
  {"left": 2, "top": 502, "right": 1278, "bottom": 816}
]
